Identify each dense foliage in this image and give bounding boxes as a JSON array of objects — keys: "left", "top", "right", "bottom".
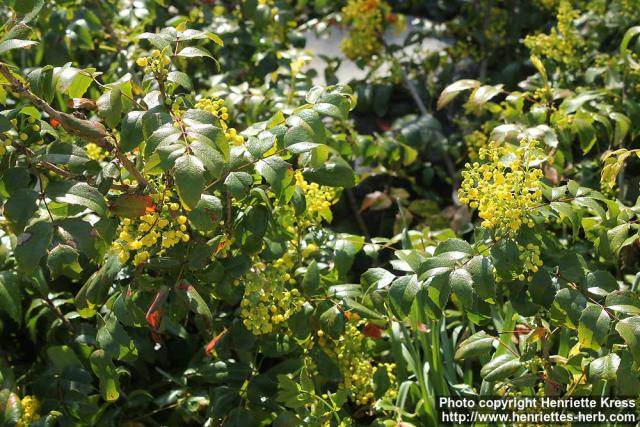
[{"left": 1, "top": 0, "right": 640, "bottom": 426}]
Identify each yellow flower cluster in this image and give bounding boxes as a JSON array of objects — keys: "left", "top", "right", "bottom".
[
  {"left": 524, "top": 0, "right": 584, "bottom": 68},
  {"left": 518, "top": 243, "right": 543, "bottom": 280},
  {"left": 340, "top": 0, "right": 392, "bottom": 61},
  {"left": 194, "top": 98, "right": 244, "bottom": 146},
  {"left": 85, "top": 142, "right": 108, "bottom": 161},
  {"left": 587, "top": 0, "right": 636, "bottom": 21},
  {"left": 449, "top": 6, "right": 507, "bottom": 62},
  {"left": 318, "top": 319, "right": 397, "bottom": 406},
  {"left": 294, "top": 170, "right": 338, "bottom": 225},
  {"left": 459, "top": 139, "right": 544, "bottom": 235},
  {"left": 240, "top": 259, "right": 304, "bottom": 335},
  {"left": 464, "top": 130, "right": 488, "bottom": 160},
  {"left": 111, "top": 193, "right": 190, "bottom": 266},
  {"left": 16, "top": 395, "right": 40, "bottom": 427},
  {"left": 136, "top": 49, "right": 171, "bottom": 76}
]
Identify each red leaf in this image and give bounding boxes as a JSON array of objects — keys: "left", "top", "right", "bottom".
[
  {"left": 363, "top": 323, "right": 383, "bottom": 339},
  {"left": 205, "top": 329, "right": 227, "bottom": 354},
  {"left": 145, "top": 287, "right": 169, "bottom": 343}
]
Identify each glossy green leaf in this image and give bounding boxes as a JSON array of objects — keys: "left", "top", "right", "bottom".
[{"left": 175, "top": 154, "right": 205, "bottom": 209}]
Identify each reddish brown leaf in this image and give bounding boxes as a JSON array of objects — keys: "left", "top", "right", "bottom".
[
  {"left": 109, "top": 194, "right": 155, "bottom": 218},
  {"left": 205, "top": 329, "right": 227, "bottom": 354},
  {"left": 360, "top": 191, "right": 392, "bottom": 212},
  {"left": 67, "top": 98, "right": 97, "bottom": 110},
  {"left": 363, "top": 323, "right": 383, "bottom": 339}
]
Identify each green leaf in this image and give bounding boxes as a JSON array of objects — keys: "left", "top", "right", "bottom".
[
  {"left": 182, "top": 283, "right": 213, "bottom": 322},
  {"left": 178, "top": 46, "right": 213, "bottom": 59},
  {"left": 188, "top": 194, "right": 223, "bottom": 232},
  {"left": 256, "top": 156, "right": 292, "bottom": 191},
  {"left": 449, "top": 268, "right": 475, "bottom": 310},
  {"left": 75, "top": 255, "right": 121, "bottom": 316},
  {"left": 319, "top": 305, "right": 345, "bottom": 338},
  {"left": 139, "top": 30, "right": 175, "bottom": 48},
  {"left": 0, "top": 272, "right": 22, "bottom": 324},
  {"left": 480, "top": 354, "right": 521, "bottom": 381},
  {"left": 361, "top": 268, "right": 395, "bottom": 290},
  {"left": 287, "top": 142, "right": 322, "bottom": 154},
  {"left": 90, "top": 349, "right": 121, "bottom": 402},
  {"left": 573, "top": 110, "right": 597, "bottom": 154},
  {"left": 1, "top": 23, "right": 32, "bottom": 43},
  {"left": 57, "top": 182, "right": 107, "bottom": 215},
  {"left": 34, "top": 141, "right": 90, "bottom": 166},
  {"left": 97, "top": 88, "right": 122, "bottom": 128},
  {"left": 437, "top": 79, "right": 480, "bottom": 110},
  {"left": 434, "top": 238, "right": 473, "bottom": 256},
  {"left": 578, "top": 304, "right": 611, "bottom": 351},
  {"left": 224, "top": 172, "right": 253, "bottom": 198},
  {"left": 190, "top": 136, "right": 225, "bottom": 179},
  {"left": 175, "top": 154, "right": 205, "bottom": 210},
  {"left": 167, "top": 71, "right": 193, "bottom": 90},
  {"left": 589, "top": 353, "right": 620, "bottom": 381},
  {"left": 97, "top": 314, "right": 137, "bottom": 361},
  {"left": 27, "top": 65, "right": 55, "bottom": 103},
  {"left": 343, "top": 298, "right": 384, "bottom": 320},
  {"left": 14, "top": 221, "right": 53, "bottom": 274},
  {"left": 523, "top": 124, "right": 559, "bottom": 148},
  {"left": 551, "top": 201, "right": 579, "bottom": 236},
  {"left": 465, "top": 256, "right": 495, "bottom": 301},
  {"left": 615, "top": 316, "right": 640, "bottom": 364},
  {"left": 617, "top": 350, "right": 640, "bottom": 394},
  {"left": 610, "top": 112, "right": 630, "bottom": 146},
  {"left": 491, "top": 239, "right": 520, "bottom": 278},
  {"left": 586, "top": 270, "right": 618, "bottom": 297},
  {"left": 302, "top": 157, "right": 355, "bottom": 188},
  {"left": 549, "top": 288, "right": 587, "bottom": 329},
  {"left": 3, "top": 189, "right": 38, "bottom": 233},
  {"left": 388, "top": 275, "right": 420, "bottom": 319},
  {"left": 469, "top": 84, "right": 504, "bottom": 107},
  {"left": 54, "top": 65, "right": 93, "bottom": 98},
  {"left": 528, "top": 270, "right": 557, "bottom": 308},
  {"left": 119, "top": 111, "right": 145, "bottom": 152},
  {"left": 0, "top": 39, "right": 37, "bottom": 55},
  {"left": 284, "top": 125, "right": 314, "bottom": 147},
  {"left": 455, "top": 331, "right": 496, "bottom": 361},
  {"left": 47, "top": 244, "right": 82, "bottom": 279},
  {"left": 606, "top": 291, "right": 640, "bottom": 315},
  {"left": 302, "top": 260, "right": 320, "bottom": 295},
  {"left": 206, "top": 32, "right": 224, "bottom": 46}
]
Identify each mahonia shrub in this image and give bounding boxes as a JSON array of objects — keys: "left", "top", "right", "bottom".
[{"left": 1, "top": 0, "right": 640, "bottom": 426}]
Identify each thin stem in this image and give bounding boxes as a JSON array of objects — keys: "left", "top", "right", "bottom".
[{"left": 0, "top": 64, "right": 157, "bottom": 193}]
